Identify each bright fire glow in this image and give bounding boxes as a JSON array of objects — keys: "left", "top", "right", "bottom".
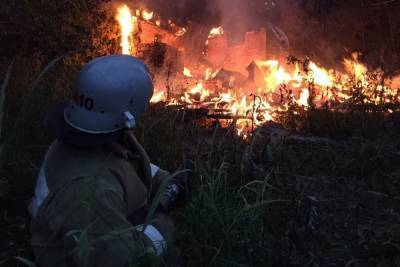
[
  {"left": 175, "top": 27, "right": 187, "bottom": 37},
  {"left": 183, "top": 67, "right": 193, "bottom": 77},
  {"left": 116, "top": 5, "right": 137, "bottom": 55},
  {"left": 151, "top": 91, "right": 167, "bottom": 103},
  {"left": 297, "top": 89, "right": 310, "bottom": 107},
  {"left": 308, "top": 62, "right": 333, "bottom": 87},
  {"left": 344, "top": 53, "right": 368, "bottom": 84},
  {"left": 208, "top": 26, "right": 224, "bottom": 38},
  {"left": 183, "top": 83, "right": 211, "bottom": 103},
  {"left": 116, "top": 4, "right": 399, "bottom": 139},
  {"left": 205, "top": 68, "right": 219, "bottom": 80},
  {"left": 142, "top": 10, "right": 154, "bottom": 21}
]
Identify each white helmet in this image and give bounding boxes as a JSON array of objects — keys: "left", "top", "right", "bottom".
[{"left": 64, "top": 55, "right": 153, "bottom": 134}]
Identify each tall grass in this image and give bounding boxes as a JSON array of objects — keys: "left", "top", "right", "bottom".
[
  {"left": 0, "top": 62, "right": 13, "bottom": 218},
  {"left": 1, "top": 57, "right": 66, "bottom": 267},
  {"left": 1, "top": 54, "right": 400, "bottom": 267}
]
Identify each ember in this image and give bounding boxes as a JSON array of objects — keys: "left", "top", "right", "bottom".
[{"left": 208, "top": 26, "right": 224, "bottom": 39}]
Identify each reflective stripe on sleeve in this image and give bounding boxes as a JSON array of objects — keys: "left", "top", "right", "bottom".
[
  {"left": 150, "top": 163, "right": 160, "bottom": 178},
  {"left": 31, "top": 165, "right": 49, "bottom": 218},
  {"left": 135, "top": 224, "right": 166, "bottom": 256},
  {"left": 30, "top": 145, "right": 54, "bottom": 218}
]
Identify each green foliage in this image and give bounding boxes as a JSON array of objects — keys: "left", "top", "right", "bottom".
[{"left": 2, "top": 0, "right": 118, "bottom": 59}]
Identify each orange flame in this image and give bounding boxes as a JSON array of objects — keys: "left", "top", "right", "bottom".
[
  {"left": 142, "top": 10, "right": 154, "bottom": 21},
  {"left": 151, "top": 91, "right": 167, "bottom": 103},
  {"left": 308, "top": 62, "right": 333, "bottom": 87},
  {"left": 116, "top": 5, "right": 137, "bottom": 55},
  {"left": 183, "top": 67, "right": 193, "bottom": 77},
  {"left": 297, "top": 89, "right": 310, "bottom": 107},
  {"left": 208, "top": 26, "right": 224, "bottom": 38},
  {"left": 115, "top": 4, "right": 399, "bottom": 139},
  {"left": 175, "top": 27, "right": 187, "bottom": 37},
  {"left": 344, "top": 53, "right": 368, "bottom": 82},
  {"left": 205, "top": 68, "right": 219, "bottom": 80}
]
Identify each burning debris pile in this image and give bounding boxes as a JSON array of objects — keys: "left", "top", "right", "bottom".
[{"left": 115, "top": 4, "right": 400, "bottom": 138}]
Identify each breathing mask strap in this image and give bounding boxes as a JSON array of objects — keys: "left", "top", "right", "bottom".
[{"left": 123, "top": 131, "right": 153, "bottom": 195}]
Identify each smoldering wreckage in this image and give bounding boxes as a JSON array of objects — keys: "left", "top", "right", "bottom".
[{"left": 114, "top": 2, "right": 400, "bottom": 139}]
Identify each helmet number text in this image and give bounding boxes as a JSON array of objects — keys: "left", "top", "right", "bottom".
[{"left": 75, "top": 94, "right": 94, "bottom": 111}]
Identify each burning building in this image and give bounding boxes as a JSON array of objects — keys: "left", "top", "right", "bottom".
[
  {"left": 116, "top": 5, "right": 271, "bottom": 77},
  {"left": 114, "top": 3, "right": 400, "bottom": 138}
]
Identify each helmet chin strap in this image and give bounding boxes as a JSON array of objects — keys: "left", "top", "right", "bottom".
[{"left": 123, "top": 111, "right": 136, "bottom": 129}]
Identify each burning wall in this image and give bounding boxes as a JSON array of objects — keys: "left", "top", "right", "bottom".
[
  {"left": 137, "top": 21, "right": 184, "bottom": 73},
  {"left": 116, "top": 5, "right": 185, "bottom": 72},
  {"left": 138, "top": 22, "right": 182, "bottom": 48},
  {"left": 117, "top": 4, "right": 270, "bottom": 77},
  {"left": 205, "top": 28, "right": 267, "bottom": 75}
]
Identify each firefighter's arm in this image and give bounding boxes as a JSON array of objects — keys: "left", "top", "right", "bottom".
[
  {"left": 150, "top": 162, "right": 192, "bottom": 213},
  {"left": 58, "top": 177, "right": 173, "bottom": 266},
  {"left": 150, "top": 163, "right": 170, "bottom": 198}
]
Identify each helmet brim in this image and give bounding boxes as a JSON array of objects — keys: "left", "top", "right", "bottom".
[{"left": 44, "top": 101, "right": 124, "bottom": 147}]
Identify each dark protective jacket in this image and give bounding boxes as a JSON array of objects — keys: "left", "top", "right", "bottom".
[{"left": 30, "top": 133, "right": 176, "bottom": 266}]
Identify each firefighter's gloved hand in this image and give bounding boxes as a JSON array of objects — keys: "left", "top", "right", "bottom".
[
  {"left": 136, "top": 212, "right": 179, "bottom": 264},
  {"left": 158, "top": 160, "right": 193, "bottom": 213},
  {"left": 149, "top": 212, "right": 175, "bottom": 248},
  {"left": 149, "top": 213, "right": 180, "bottom": 265}
]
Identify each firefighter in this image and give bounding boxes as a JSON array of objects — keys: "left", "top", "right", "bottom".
[{"left": 29, "top": 55, "right": 182, "bottom": 266}]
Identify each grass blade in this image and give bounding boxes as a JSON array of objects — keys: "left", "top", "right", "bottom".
[
  {"left": 0, "top": 61, "right": 13, "bottom": 138},
  {"left": 11, "top": 56, "right": 63, "bottom": 137},
  {"left": 143, "top": 169, "right": 189, "bottom": 229},
  {"left": 14, "top": 257, "right": 38, "bottom": 267}
]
